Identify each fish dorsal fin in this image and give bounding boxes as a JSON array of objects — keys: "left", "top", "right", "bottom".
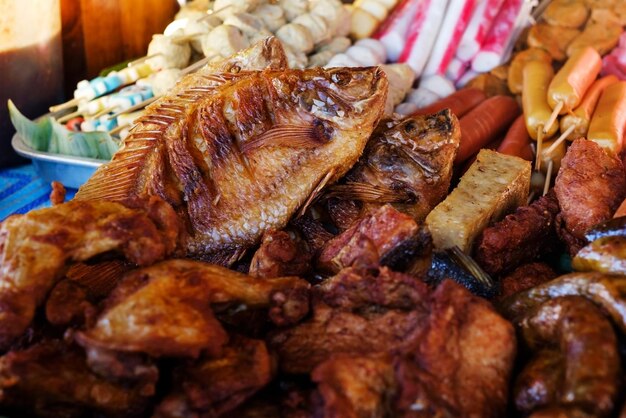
[
  {"left": 240, "top": 120, "right": 333, "bottom": 154},
  {"left": 326, "top": 182, "right": 414, "bottom": 204},
  {"left": 75, "top": 77, "right": 243, "bottom": 202}
]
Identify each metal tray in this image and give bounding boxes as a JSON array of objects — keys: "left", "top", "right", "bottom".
[{"left": 11, "top": 133, "right": 103, "bottom": 189}]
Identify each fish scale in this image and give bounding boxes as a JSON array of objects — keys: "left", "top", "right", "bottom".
[{"left": 76, "top": 38, "right": 388, "bottom": 264}]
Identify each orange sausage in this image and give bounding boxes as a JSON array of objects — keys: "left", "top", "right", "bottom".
[
  {"left": 497, "top": 115, "right": 534, "bottom": 161},
  {"left": 587, "top": 81, "right": 626, "bottom": 154},
  {"left": 560, "top": 75, "right": 619, "bottom": 140},
  {"left": 456, "top": 95, "right": 521, "bottom": 164},
  {"left": 547, "top": 46, "right": 602, "bottom": 114},
  {"left": 413, "top": 88, "right": 487, "bottom": 118}
]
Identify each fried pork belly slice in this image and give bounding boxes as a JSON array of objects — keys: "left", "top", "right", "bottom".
[
  {"left": 0, "top": 340, "right": 152, "bottom": 418},
  {"left": 270, "top": 266, "right": 431, "bottom": 374},
  {"left": 311, "top": 354, "right": 396, "bottom": 418},
  {"left": 394, "top": 280, "right": 516, "bottom": 418},
  {"left": 75, "top": 259, "right": 310, "bottom": 358},
  {"left": 497, "top": 263, "right": 557, "bottom": 301},
  {"left": 554, "top": 139, "right": 626, "bottom": 244},
  {"left": 514, "top": 296, "right": 620, "bottom": 417},
  {"left": 474, "top": 191, "right": 560, "bottom": 276},
  {"left": 327, "top": 110, "right": 460, "bottom": 223},
  {"left": 317, "top": 204, "right": 432, "bottom": 275},
  {"left": 0, "top": 196, "right": 179, "bottom": 351},
  {"left": 249, "top": 229, "right": 313, "bottom": 278},
  {"left": 154, "top": 336, "right": 273, "bottom": 418}
]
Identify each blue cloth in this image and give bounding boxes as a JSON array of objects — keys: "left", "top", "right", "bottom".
[{"left": 0, "top": 164, "right": 76, "bottom": 220}]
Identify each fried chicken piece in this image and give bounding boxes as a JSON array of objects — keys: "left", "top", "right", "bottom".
[
  {"left": 498, "top": 263, "right": 557, "bottom": 301},
  {"left": 543, "top": 0, "right": 589, "bottom": 28},
  {"left": 317, "top": 205, "right": 432, "bottom": 275},
  {"left": 75, "top": 259, "right": 310, "bottom": 358},
  {"left": 0, "top": 340, "right": 151, "bottom": 417},
  {"left": 154, "top": 337, "right": 273, "bottom": 418},
  {"left": 45, "top": 279, "right": 95, "bottom": 327},
  {"left": 395, "top": 280, "right": 516, "bottom": 418},
  {"left": 527, "top": 23, "right": 580, "bottom": 61},
  {"left": 515, "top": 296, "right": 621, "bottom": 417},
  {"left": 474, "top": 192, "right": 560, "bottom": 276},
  {"left": 311, "top": 354, "right": 396, "bottom": 418},
  {"left": 249, "top": 230, "right": 313, "bottom": 278},
  {"left": 49, "top": 181, "right": 66, "bottom": 205},
  {"left": 0, "top": 196, "right": 180, "bottom": 351},
  {"left": 269, "top": 266, "right": 430, "bottom": 374},
  {"left": 567, "top": 9, "right": 623, "bottom": 57},
  {"left": 554, "top": 139, "right": 626, "bottom": 245}
]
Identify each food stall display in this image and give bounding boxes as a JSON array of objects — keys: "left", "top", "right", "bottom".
[{"left": 3, "top": 0, "right": 626, "bottom": 417}]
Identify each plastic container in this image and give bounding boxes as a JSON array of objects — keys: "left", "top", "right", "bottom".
[{"left": 0, "top": 0, "right": 65, "bottom": 167}]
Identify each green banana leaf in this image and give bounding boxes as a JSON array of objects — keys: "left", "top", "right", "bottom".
[{"left": 7, "top": 99, "right": 51, "bottom": 151}]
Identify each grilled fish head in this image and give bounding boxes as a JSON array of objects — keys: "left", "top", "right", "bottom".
[
  {"left": 329, "top": 109, "right": 460, "bottom": 222},
  {"left": 269, "top": 66, "right": 388, "bottom": 130}
]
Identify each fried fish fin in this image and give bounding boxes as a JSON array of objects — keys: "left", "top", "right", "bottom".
[
  {"left": 67, "top": 260, "right": 133, "bottom": 299},
  {"left": 327, "top": 182, "right": 413, "bottom": 203},
  {"left": 298, "top": 168, "right": 335, "bottom": 217},
  {"left": 241, "top": 122, "right": 333, "bottom": 154}
]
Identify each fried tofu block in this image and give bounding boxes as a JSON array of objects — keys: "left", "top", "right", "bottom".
[{"left": 425, "top": 149, "right": 531, "bottom": 253}]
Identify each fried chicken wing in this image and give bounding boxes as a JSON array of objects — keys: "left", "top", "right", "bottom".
[
  {"left": 554, "top": 139, "right": 626, "bottom": 246},
  {"left": 498, "top": 263, "right": 558, "bottom": 301},
  {"left": 474, "top": 192, "right": 560, "bottom": 276},
  {"left": 154, "top": 337, "right": 273, "bottom": 417},
  {"left": 0, "top": 340, "right": 152, "bottom": 417},
  {"left": 75, "top": 259, "right": 310, "bottom": 358},
  {"left": 0, "top": 196, "right": 180, "bottom": 351}
]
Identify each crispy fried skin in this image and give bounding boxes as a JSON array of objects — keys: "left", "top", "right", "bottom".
[
  {"left": 249, "top": 230, "right": 313, "bottom": 278},
  {"left": 516, "top": 297, "right": 620, "bottom": 417},
  {"left": 311, "top": 354, "right": 396, "bottom": 418},
  {"left": 0, "top": 340, "right": 151, "bottom": 417},
  {"left": 498, "top": 263, "right": 558, "bottom": 301},
  {"left": 317, "top": 205, "right": 432, "bottom": 275},
  {"left": 396, "top": 280, "right": 516, "bottom": 418},
  {"left": 0, "top": 196, "right": 179, "bottom": 351},
  {"left": 154, "top": 337, "right": 273, "bottom": 417},
  {"left": 45, "top": 280, "right": 94, "bottom": 327},
  {"left": 554, "top": 139, "right": 626, "bottom": 244},
  {"left": 75, "top": 259, "right": 310, "bottom": 358},
  {"left": 270, "top": 266, "right": 430, "bottom": 374},
  {"left": 475, "top": 192, "right": 560, "bottom": 276}
]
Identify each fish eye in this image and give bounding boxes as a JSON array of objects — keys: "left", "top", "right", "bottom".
[
  {"left": 404, "top": 121, "right": 417, "bottom": 133},
  {"left": 331, "top": 71, "right": 352, "bottom": 86},
  {"left": 230, "top": 65, "right": 241, "bottom": 74}
]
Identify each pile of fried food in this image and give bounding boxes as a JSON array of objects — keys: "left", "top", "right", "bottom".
[{"left": 2, "top": 38, "right": 626, "bottom": 418}]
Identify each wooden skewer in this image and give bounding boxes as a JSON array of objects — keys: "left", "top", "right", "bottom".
[
  {"left": 109, "top": 123, "right": 130, "bottom": 136},
  {"left": 532, "top": 0, "right": 553, "bottom": 21},
  {"left": 127, "top": 53, "right": 162, "bottom": 67},
  {"left": 535, "top": 125, "right": 544, "bottom": 171},
  {"left": 57, "top": 109, "right": 83, "bottom": 124},
  {"left": 527, "top": 190, "right": 536, "bottom": 206},
  {"left": 91, "top": 105, "right": 116, "bottom": 120},
  {"left": 198, "top": 4, "right": 233, "bottom": 21},
  {"left": 108, "top": 96, "right": 158, "bottom": 120},
  {"left": 543, "top": 100, "right": 563, "bottom": 134},
  {"left": 544, "top": 125, "right": 575, "bottom": 156},
  {"left": 171, "top": 34, "right": 204, "bottom": 44},
  {"left": 49, "top": 97, "right": 82, "bottom": 113},
  {"left": 543, "top": 159, "right": 554, "bottom": 196},
  {"left": 180, "top": 55, "right": 214, "bottom": 75}
]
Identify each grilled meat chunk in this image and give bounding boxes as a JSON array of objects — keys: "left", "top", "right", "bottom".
[
  {"left": 474, "top": 192, "right": 560, "bottom": 276},
  {"left": 249, "top": 230, "right": 313, "bottom": 278}
]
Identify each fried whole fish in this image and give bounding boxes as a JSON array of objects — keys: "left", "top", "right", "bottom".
[
  {"left": 76, "top": 39, "right": 388, "bottom": 264},
  {"left": 326, "top": 109, "right": 460, "bottom": 227}
]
